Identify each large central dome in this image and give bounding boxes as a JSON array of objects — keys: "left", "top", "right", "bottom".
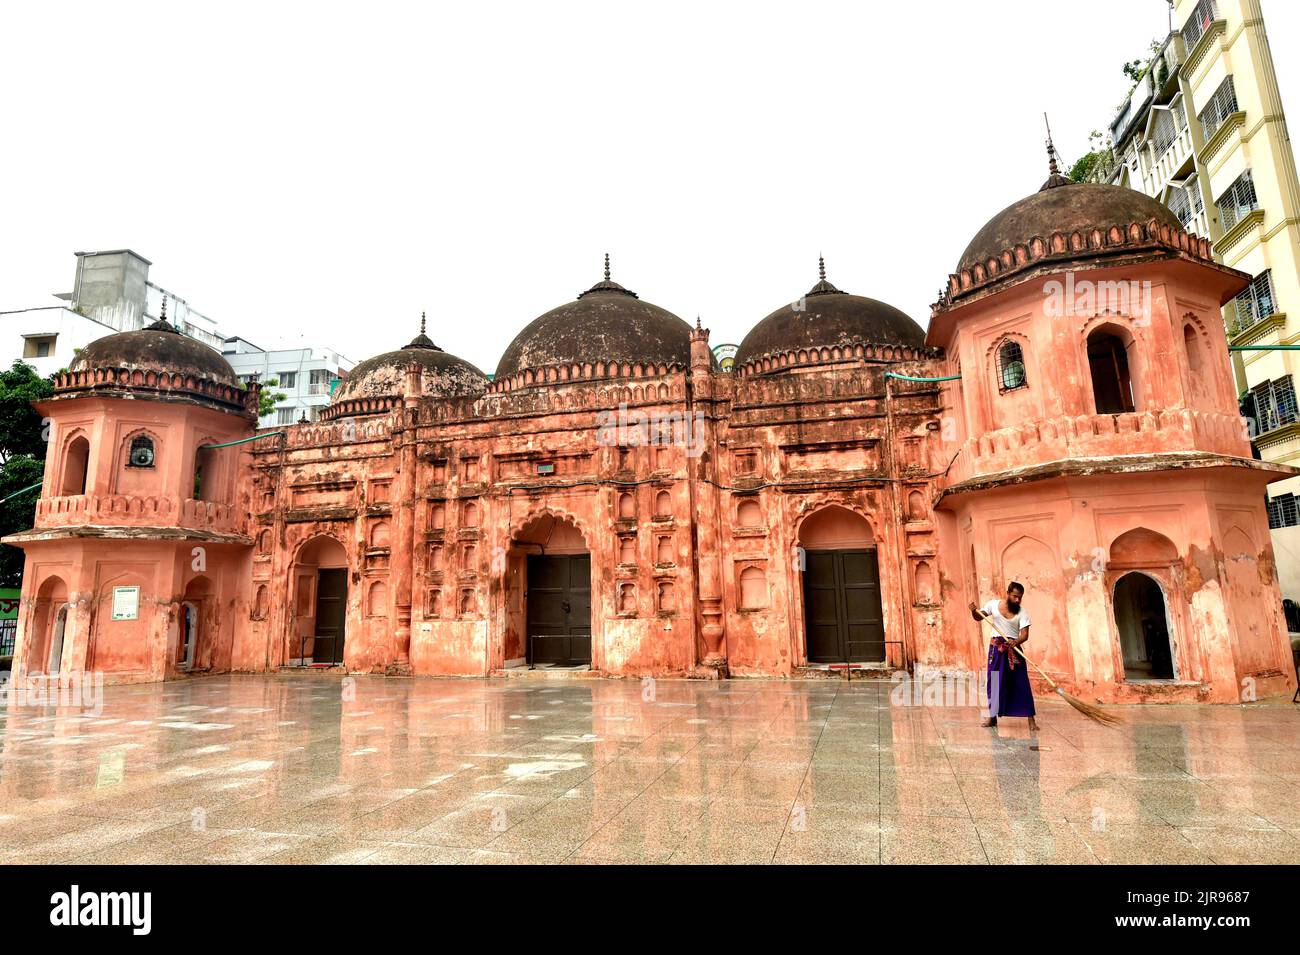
[
  {"left": 735, "top": 259, "right": 925, "bottom": 367},
  {"left": 494, "top": 256, "right": 692, "bottom": 382}
]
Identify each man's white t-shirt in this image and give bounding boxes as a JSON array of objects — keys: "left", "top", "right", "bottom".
[{"left": 983, "top": 599, "right": 1030, "bottom": 642}]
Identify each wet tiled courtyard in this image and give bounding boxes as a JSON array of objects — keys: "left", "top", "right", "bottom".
[{"left": 1, "top": 673, "right": 1297, "bottom": 864}]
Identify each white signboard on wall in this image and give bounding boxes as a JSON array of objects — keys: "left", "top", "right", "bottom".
[{"left": 111, "top": 586, "right": 140, "bottom": 621}]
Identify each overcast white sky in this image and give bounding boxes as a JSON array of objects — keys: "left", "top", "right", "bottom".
[{"left": 2, "top": 1, "right": 1298, "bottom": 373}]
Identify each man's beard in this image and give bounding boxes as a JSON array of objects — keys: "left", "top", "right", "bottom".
[{"left": 1007, "top": 600, "right": 1021, "bottom": 614}]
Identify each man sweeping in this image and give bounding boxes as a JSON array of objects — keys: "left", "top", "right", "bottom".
[{"left": 969, "top": 582, "right": 1038, "bottom": 731}]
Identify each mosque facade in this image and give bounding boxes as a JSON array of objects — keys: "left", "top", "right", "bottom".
[{"left": 8, "top": 166, "right": 1297, "bottom": 703}]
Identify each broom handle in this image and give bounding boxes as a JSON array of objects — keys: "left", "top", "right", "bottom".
[{"left": 977, "top": 610, "right": 1062, "bottom": 692}]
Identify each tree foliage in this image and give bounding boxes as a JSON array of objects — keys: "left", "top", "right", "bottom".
[
  {"left": 0, "top": 361, "right": 54, "bottom": 587},
  {"left": 257, "top": 378, "right": 289, "bottom": 418},
  {"left": 0, "top": 360, "right": 54, "bottom": 464}
]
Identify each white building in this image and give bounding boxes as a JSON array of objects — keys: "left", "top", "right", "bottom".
[
  {"left": 222, "top": 341, "right": 354, "bottom": 426},
  {"left": 0, "top": 304, "right": 117, "bottom": 378},
  {"left": 0, "top": 249, "right": 353, "bottom": 428}
]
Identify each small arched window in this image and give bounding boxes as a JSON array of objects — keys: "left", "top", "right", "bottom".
[
  {"left": 193, "top": 445, "right": 216, "bottom": 500},
  {"left": 127, "top": 434, "right": 156, "bottom": 468},
  {"left": 996, "top": 340, "right": 1027, "bottom": 393},
  {"left": 1087, "top": 328, "right": 1137, "bottom": 414},
  {"left": 62, "top": 435, "right": 90, "bottom": 495}
]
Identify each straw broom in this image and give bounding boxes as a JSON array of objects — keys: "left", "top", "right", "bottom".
[{"left": 976, "top": 609, "right": 1122, "bottom": 727}]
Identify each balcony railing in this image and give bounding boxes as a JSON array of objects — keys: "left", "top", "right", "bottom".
[
  {"left": 35, "top": 494, "right": 245, "bottom": 536},
  {"left": 945, "top": 408, "right": 1251, "bottom": 488}
]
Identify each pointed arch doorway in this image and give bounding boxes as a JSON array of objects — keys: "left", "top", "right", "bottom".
[
  {"left": 799, "top": 506, "right": 885, "bottom": 664},
  {"left": 293, "top": 535, "right": 349, "bottom": 667},
  {"left": 516, "top": 513, "right": 591, "bottom": 667}
]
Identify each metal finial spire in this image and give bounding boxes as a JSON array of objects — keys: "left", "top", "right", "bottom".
[
  {"left": 420, "top": 311, "right": 426, "bottom": 335},
  {"left": 1044, "top": 113, "right": 1060, "bottom": 176},
  {"left": 818, "top": 255, "right": 826, "bottom": 282},
  {"left": 695, "top": 315, "right": 702, "bottom": 330},
  {"left": 603, "top": 252, "right": 611, "bottom": 282},
  {"left": 160, "top": 294, "right": 168, "bottom": 321}
]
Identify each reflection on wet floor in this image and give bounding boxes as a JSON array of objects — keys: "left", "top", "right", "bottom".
[{"left": 0, "top": 674, "right": 1297, "bottom": 864}]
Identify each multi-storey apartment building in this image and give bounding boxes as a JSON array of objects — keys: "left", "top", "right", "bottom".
[
  {"left": 223, "top": 340, "right": 355, "bottom": 426},
  {"left": 1095, "top": 0, "right": 1300, "bottom": 609}
]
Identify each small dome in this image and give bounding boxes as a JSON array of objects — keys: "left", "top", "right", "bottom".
[
  {"left": 957, "top": 175, "right": 1184, "bottom": 275},
  {"left": 494, "top": 256, "right": 691, "bottom": 381},
  {"left": 736, "top": 259, "right": 924, "bottom": 367},
  {"left": 72, "top": 313, "right": 239, "bottom": 387},
  {"left": 332, "top": 315, "right": 488, "bottom": 404}
]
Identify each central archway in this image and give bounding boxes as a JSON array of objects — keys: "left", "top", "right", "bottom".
[
  {"left": 292, "top": 535, "right": 349, "bottom": 666},
  {"left": 514, "top": 513, "right": 591, "bottom": 668},
  {"left": 797, "top": 505, "right": 884, "bottom": 664}
]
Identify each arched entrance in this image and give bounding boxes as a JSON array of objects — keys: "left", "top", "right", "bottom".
[
  {"left": 1107, "top": 527, "right": 1179, "bottom": 681},
  {"left": 28, "top": 576, "right": 69, "bottom": 674},
  {"left": 798, "top": 505, "right": 884, "bottom": 664},
  {"left": 293, "top": 535, "right": 349, "bottom": 666},
  {"left": 514, "top": 513, "right": 591, "bottom": 668},
  {"left": 1113, "top": 572, "right": 1175, "bottom": 680},
  {"left": 179, "top": 576, "right": 211, "bottom": 671}
]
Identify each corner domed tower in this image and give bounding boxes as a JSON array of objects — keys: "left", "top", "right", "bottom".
[
  {"left": 930, "top": 135, "right": 1297, "bottom": 703},
  {"left": 324, "top": 313, "right": 488, "bottom": 419},
  {"left": 4, "top": 302, "right": 259, "bottom": 683}
]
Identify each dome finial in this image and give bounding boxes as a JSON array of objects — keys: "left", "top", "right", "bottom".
[
  {"left": 806, "top": 253, "right": 845, "bottom": 298},
  {"left": 577, "top": 252, "right": 638, "bottom": 299},
  {"left": 404, "top": 310, "right": 441, "bottom": 351},
  {"left": 145, "top": 293, "right": 180, "bottom": 333},
  {"left": 1038, "top": 114, "right": 1072, "bottom": 191},
  {"left": 1045, "top": 113, "right": 1060, "bottom": 176}
]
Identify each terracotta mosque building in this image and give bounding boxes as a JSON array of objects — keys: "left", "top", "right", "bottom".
[{"left": 8, "top": 161, "right": 1298, "bottom": 704}]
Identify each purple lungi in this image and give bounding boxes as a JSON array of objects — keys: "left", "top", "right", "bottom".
[{"left": 986, "top": 638, "right": 1036, "bottom": 718}]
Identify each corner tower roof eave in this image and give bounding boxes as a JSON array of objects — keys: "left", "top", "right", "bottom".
[{"left": 926, "top": 241, "right": 1249, "bottom": 352}]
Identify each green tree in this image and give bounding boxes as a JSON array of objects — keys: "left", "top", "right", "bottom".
[
  {"left": 0, "top": 361, "right": 55, "bottom": 587},
  {"left": 1069, "top": 131, "right": 1113, "bottom": 184},
  {"left": 256, "top": 377, "right": 289, "bottom": 419}
]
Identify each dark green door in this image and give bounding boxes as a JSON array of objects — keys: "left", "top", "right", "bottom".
[
  {"left": 526, "top": 554, "right": 591, "bottom": 665},
  {"left": 803, "top": 549, "right": 885, "bottom": 663},
  {"left": 313, "top": 568, "right": 347, "bottom": 665}
]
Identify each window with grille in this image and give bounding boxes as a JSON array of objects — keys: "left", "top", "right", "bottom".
[
  {"left": 1268, "top": 493, "right": 1300, "bottom": 529},
  {"left": 308, "top": 368, "right": 333, "bottom": 395},
  {"left": 1232, "top": 270, "right": 1277, "bottom": 330},
  {"left": 1251, "top": 375, "right": 1298, "bottom": 434},
  {"left": 1152, "top": 108, "right": 1180, "bottom": 156},
  {"left": 995, "top": 340, "right": 1027, "bottom": 393},
  {"left": 277, "top": 371, "right": 296, "bottom": 388},
  {"left": 1198, "top": 75, "right": 1238, "bottom": 140},
  {"left": 127, "top": 434, "right": 155, "bottom": 468},
  {"left": 1187, "top": 176, "right": 1203, "bottom": 217},
  {"left": 1168, "top": 188, "right": 1193, "bottom": 227},
  {"left": 1217, "top": 170, "right": 1258, "bottom": 231},
  {"left": 276, "top": 408, "right": 295, "bottom": 425},
  {"left": 1181, "top": 0, "right": 1218, "bottom": 51}
]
